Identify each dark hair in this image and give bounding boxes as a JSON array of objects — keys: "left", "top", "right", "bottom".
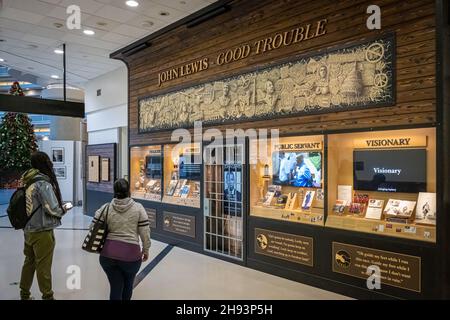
[
  {"left": 31, "top": 151, "right": 63, "bottom": 208},
  {"left": 114, "top": 179, "right": 130, "bottom": 199}
]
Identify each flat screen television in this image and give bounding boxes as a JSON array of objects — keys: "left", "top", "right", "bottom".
[
  {"left": 353, "top": 149, "right": 427, "bottom": 193},
  {"left": 179, "top": 153, "right": 201, "bottom": 180},
  {"left": 272, "top": 151, "right": 322, "bottom": 188}
]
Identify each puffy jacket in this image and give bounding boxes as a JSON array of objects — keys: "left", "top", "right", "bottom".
[{"left": 22, "top": 169, "right": 65, "bottom": 233}]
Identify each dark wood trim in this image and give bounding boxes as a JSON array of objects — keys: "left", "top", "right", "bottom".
[
  {"left": 435, "top": 0, "right": 450, "bottom": 298},
  {"left": 0, "top": 94, "right": 84, "bottom": 118}
]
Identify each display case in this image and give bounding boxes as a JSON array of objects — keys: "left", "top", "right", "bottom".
[
  {"left": 250, "top": 135, "right": 325, "bottom": 225},
  {"left": 130, "top": 145, "right": 162, "bottom": 201},
  {"left": 162, "top": 142, "right": 201, "bottom": 208},
  {"left": 326, "top": 127, "right": 437, "bottom": 242}
]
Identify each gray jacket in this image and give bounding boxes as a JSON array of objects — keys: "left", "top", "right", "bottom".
[
  {"left": 93, "top": 198, "right": 151, "bottom": 255},
  {"left": 24, "top": 173, "right": 65, "bottom": 233}
]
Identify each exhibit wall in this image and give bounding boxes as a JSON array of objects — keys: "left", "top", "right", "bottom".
[
  {"left": 124, "top": 0, "right": 435, "bottom": 145},
  {"left": 85, "top": 143, "right": 117, "bottom": 216},
  {"left": 40, "top": 140, "right": 76, "bottom": 203},
  {"left": 112, "top": 0, "right": 448, "bottom": 299}
]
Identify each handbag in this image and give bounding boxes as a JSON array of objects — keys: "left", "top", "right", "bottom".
[{"left": 82, "top": 204, "right": 109, "bottom": 253}]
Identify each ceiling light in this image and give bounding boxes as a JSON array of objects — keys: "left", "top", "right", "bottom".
[
  {"left": 51, "top": 75, "right": 59, "bottom": 79},
  {"left": 126, "top": 1, "right": 139, "bottom": 7},
  {"left": 97, "top": 21, "right": 108, "bottom": 27},
  {"left": 141, "top": 20, "right": 154, "bottom": 28},
  {"left": 180, "top": 1, "right": 186, "bottom": 4},
  {"left": 53, "top": 22, "right": 63, "bottom": 28},
  {"left": 83, "top": 29, "right": 95, "bottom": 36},
  {"left": 0, "top": 58, "right": 4, "bottom": 62},
  {"left": 54, "top": 49, "right": 64, "bottom": 54},
  {"left": 160, "top": 11, "right": 170, "bottom": 16}
]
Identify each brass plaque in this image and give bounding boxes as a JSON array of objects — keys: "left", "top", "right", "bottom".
[
  {"left": 145, "top": 208, "right": 157, "bottom": 229},
  {"left": 163, "top": 211, "right": 196, "bottom": 238},
  {"left": 332, "top": 242, "right": 421, "bottom": 292},
  {"left": 255, "top": 228, "right": 313, "bottom": 266}
]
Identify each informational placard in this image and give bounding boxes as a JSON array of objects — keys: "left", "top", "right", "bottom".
[
  {"left": 88, "top": 156, "right": 100, "bottom": 183},
  {"left": 254, "top": 228, "right": 313, "bottom": 267},
  {"left": 163, "top": 211, "right": 196, "bottom": 238},
  {"left": 101, "top": 158, "right": 110, "bottom": 182},
  {"left": 145, "top": 208, "right": 157, "bottom": 229},
  {"left": 332, "top": 242, "right": 421, "bottom": 292}
]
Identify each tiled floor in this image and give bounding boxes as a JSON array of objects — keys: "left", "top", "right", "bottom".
[{"left": 0, "top": 207, "right": 350, "bottom": 300}]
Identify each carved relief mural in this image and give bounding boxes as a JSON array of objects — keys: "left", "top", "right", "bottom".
[{"left": 139, "top": 35, "right": 394, "bottom": 132}]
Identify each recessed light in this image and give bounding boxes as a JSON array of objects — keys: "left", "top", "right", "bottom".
[
  {"left": 27, "top": 67, "right": 34, "bottom": 70},
  {"left": 141, "top": 20, "right": 154, "bottom": 28},
  {"left": 51, "top": 75, "right": 59, "bottom": 79},
  {"left": 180, "top": 1, "right": 186, "bottom": 4},
  {"left": 126, "top": 1, "right": 139, "bottom": 7},
  {"left": 0, "top": 39, "right": 5, "bottom": 42},
  {"left": 97, "top": 21, "right": 108, "bottom": 27},
  {"left": 27, "top": 44, "right": 38, "bottom": 49},
  {"left": 0, "top": 58, "right": 4, "bottom": 62},
  {"left": 83, "top": 29, "right": 95, "bottom": 36},
  {"left": 54, "top": 49, "right": 64, "bottom": 54},
  {"left": 53, "top": 22, "right": 63, "bottom": 28},
  {"left": 159, "top": 11, "right": 170, "bottom": 16}
]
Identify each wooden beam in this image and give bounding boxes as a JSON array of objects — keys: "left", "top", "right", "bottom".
[{"left": 0, "top": 94, "right": 84, "bottom": 118}]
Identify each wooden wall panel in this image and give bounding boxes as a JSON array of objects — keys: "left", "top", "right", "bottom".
[
  {"left": 86, "top": 143, "right": 116, "bottom": 193},
  {"left": 121, "top": 0, "right": 436, "bottom": 146}
]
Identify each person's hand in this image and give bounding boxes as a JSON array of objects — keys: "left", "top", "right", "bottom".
[{"left": 142, "top": 252, "right": 149, "bottom": 262}]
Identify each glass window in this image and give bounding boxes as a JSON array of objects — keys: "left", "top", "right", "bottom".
[
  {"left": 250, "top": 135, "right": 325, "bottom": 225},
  {"left": 162, "top": 142, "right": 201, "bottom": 208},
  {"left": 326, "top": 127, "right": 436, "bottom": 242},
  {"left": 130, "top": 145, "right": 162, "bottom": 201}
]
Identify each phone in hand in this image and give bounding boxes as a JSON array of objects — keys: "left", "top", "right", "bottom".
[{"left": 63, "top": 202, "right": 73, "bottom": 211}]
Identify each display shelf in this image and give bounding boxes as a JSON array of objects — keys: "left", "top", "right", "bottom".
[
  {"left": 251, "top": 205, "right": 324, "bottom": 226},
  {"left": 162, "top": 195, "right": 200, "bottom": 208},
  {"left": 326, "top": 214, "right": 436, "bottom": 242},
  {"left": 133, "top": 191, "right": 162, "bottom": 202}
]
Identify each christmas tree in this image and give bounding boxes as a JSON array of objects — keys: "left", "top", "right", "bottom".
[{"left": 0, "top": 112, "right": 38, "bottom": 171}]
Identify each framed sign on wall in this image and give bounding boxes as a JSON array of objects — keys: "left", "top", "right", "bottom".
[
  {"left": 88, "top": 155, "right": 100, "bottom": 183},
  {"left": 101, "top": 158, "right": 110, "bottom": 182}
]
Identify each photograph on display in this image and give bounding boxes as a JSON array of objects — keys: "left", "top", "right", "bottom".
[
  {"left": 52, "top": 147, "right": 64, "bottom": 164},
  {"left": 332, "top": 200, "right": 348, "bottom": 214},
  {"left": 166, "top": 180, "right": 179, "bottom": 196},
  {"left": 365, "top": 199, "right": 385, "bottom": 220},
  {"left": 414, "top": 192, "right": 436, "bottom": 225},
  {"left": 223, "top": 165, "right": 242, "bottom": 216},
  {"left": 101, "top": 158, "right": 110, "bottom": 182},
  {"left": 54, "top": 166, "right": 66, "bottom": 180},
  {"left": 301, "top": 191, "right": 315, "bottom": 210},
  {"left": 353, "top": 149, "right": 427, "bottom": 193},
  {"left": 384, "top": 199, "right": 417, "bottom": 218},
  {"left": 88, "top": 156, "right": 100, "bottom": 183},
  {"left": 145, "top": 153, "right": 162, "bottom": 179},
  {"left": 272, "top": 151, "right": 322, "bottom": 188}
]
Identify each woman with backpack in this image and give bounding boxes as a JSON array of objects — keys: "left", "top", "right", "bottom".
[
  {"left": 92, "top": 179, "right": 150, "bottom": 300},
  {"left": 19, "top": 151, "right": 68, "bottom": 300}
]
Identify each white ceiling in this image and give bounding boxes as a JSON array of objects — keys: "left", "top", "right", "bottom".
[{"left": 0, "top": 0, "right": 216, "bottom": 87}]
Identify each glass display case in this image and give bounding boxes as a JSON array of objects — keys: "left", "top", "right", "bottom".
[
  {"left": 162, "top": 142, "right": 201, "bottom": 208},
  {"left": 130, "top": 145, "right": 162, "bottom": 201},
  {"left": 326, "top": 127, "right": 436, "bottom": 242},
  {"left": 249, "top": 135, "right": 325, "bottom": 225}
]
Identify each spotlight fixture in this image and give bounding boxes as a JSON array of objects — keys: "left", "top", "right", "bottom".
[
  {"left": 51, "top": 75, "right": 59, "bottom": 79},
  {"left": 159, "top": 11, "right": 170, "bottom": 16},
  {"left": 54, "top": 49, "right": 64, "bottom": 54},
  {"left": 83, "top": 29, "right": 95, "bottom": 35},
  {"left": 126, "top": 1, "right": 139, "bottom": 7}
]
